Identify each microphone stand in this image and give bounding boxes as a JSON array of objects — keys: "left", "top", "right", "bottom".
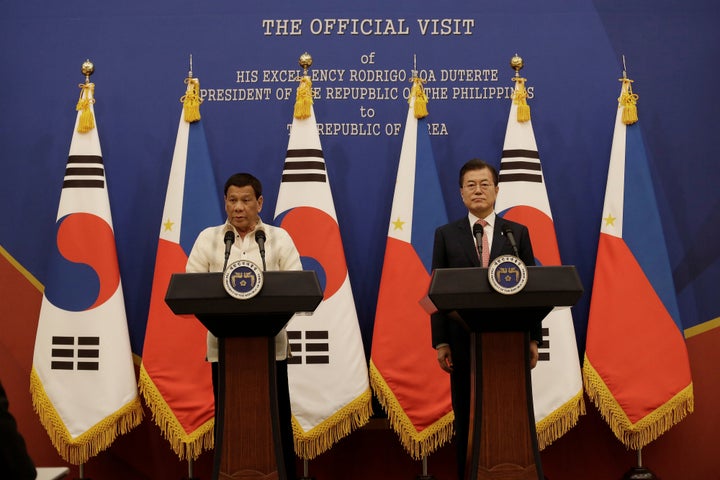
[
  {"left": 255, "top": 231, "right": 267, "bottom": 271},
  {"left": 223, "top": 230, "right": 234, "bottom": 271}
]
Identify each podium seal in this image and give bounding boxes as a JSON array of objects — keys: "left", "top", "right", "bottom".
[
  {"left": 223, "top": 259, "right": 264, "bottom": 300},
  {"left": 488, "top": 255, "right": 528, "bottom": 295}
]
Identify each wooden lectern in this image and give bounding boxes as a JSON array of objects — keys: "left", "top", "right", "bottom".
[
  {"left": 165, "top": 271, "right": 323, "bottom": 480},
  {"left": 427, "top": 266, "right": 583, "bottom": 480}
]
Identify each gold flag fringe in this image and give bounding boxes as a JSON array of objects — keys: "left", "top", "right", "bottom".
[
  {"left": 369, "top": 361, "right": 454, "bottom": 460},
  {"left": 512, "top": 78, "right": 531, "bottom": 123},
  {"left": 291, "top": 387, "right": 372, "bottom": 460},
  {"left": 619, "top": 77, "right": 639, "bottom": 125},
  {"left": 582, "top": 355, "right": 694, "bottom": 450},
  {"left": 410, "top": 77, "right": 429, "bottom": 119},
  {"left": 30, "top": 367, "right": 143, "bottom": 465},
  {"left": 294, "top": 75, "right": 313, "bottom": 120},
  {"left": 76, "top": 83, "right": 96, "bottom": 133},
  {"left": 138, "top": 364, "right": 215, "bottom": 460},
  {"left": 181, "top": 77, "right": 203, "bottom": 123},
  {"left": 535, "top": 388, "right": 586, "bottom": 450}
]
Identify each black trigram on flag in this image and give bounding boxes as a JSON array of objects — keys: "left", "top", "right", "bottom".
[
  {"left": 63, "top": 155, "right": 105, "bottom": 189},
  {"left": 287, "top": 330, "right": 329, "bottom": 365},
  {"left": 51, "top": 336, "right": 100, "bottom": 370},
  {"left": 539, "top": 327, "right": 550, "bottom": 362},
  {"left": 282, "top": 149, "right": 326, "bottom": 183},
  {"left": 499, "top": 149, "right": 542, "bottom": 183}
]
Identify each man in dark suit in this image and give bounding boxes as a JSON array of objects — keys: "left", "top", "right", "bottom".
[{"left": 431, "top": 158, "right": 541, "bottom": 480}]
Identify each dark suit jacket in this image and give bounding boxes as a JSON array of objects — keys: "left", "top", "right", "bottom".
[{"left": 430, "top": 214, "right": 541, "bottom": 354}]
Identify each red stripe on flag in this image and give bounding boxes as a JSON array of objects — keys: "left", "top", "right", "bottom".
[
  {"left": 587, "top": 234, "right": 692, "bottom": 422},
  {"left": 373, "top": 237, "right": 451, "bottom": 429},
  {"left": 143, "top": 238, "right": 213, "bottom": 431}
]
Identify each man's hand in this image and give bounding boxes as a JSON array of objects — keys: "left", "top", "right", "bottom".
[
  {"left": 436, "top": 345, "right": 453, "bottom": 373},
  {"left": 530, "top": 341, "right": 539, "bottom": 369}
]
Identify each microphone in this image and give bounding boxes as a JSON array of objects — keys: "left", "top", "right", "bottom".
[
  {"left": 502, "top": 224, "right": 520, "bottom": 258},
  {"left": 222, "top": 230, "right": 234, "bottom": 271},
  {"left": 472, "top": 222, "right": 484, "bottom": 262},
  {"left": 255, "top": 229, "right": 267, "bottom": 271}
]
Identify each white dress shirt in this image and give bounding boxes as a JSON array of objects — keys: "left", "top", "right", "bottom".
[
  {"left": 468, "top": 211, "right": 496, "bottom": 253},
  {"left": 185, "top": 218, "right": 302, "bottom": 361}
]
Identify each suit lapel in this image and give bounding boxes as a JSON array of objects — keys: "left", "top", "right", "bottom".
[
  {"left": 455, "top": 218, "right": 481, "bottom": 267},
  {"left": 490, "top": 217, "right": 506, "bottom": 260}
]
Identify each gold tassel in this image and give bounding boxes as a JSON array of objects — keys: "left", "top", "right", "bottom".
[
  {"left": 181, "top": 77, "right": 202, "bottom": 123},
  {"left": 583, "top": 355, "right": 694, "bottom": 450},
  {"left": 411, "top": 77, "right": 429, "bottom": 119},
  {"left": 512, "top": 78, "right": 531, "bottom": 122},
  {"left": 619, "top": 77, "right": 639, "bottom": 125},
  {"left": 535, "top": 389, "right": 586, "bottom": 450},
  {"left": 368, "top": 361, "right": 454, "bottom": 460},
  {"left": 76, "top": 83, "right": 96, "bottom": 133},
  {"left": 138, "top": 365, "right": 214, "bottom": 460},
  {"left": 291, "top": 388, "right": 373, "bottom": 460},
  {"left": 294, "top": 76, "right": 313, "bottom": 119},
  {"left": 30, "top": 368, "right": 144, "bottom": 464}
]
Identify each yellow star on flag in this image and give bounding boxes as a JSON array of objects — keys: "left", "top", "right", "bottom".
[
  {"left": 163, "top": 218, "right": 175, "bottom": 232},
  {"left": 603, "top": 213, "right": 616, "bottom": 227},
  {"left": 392, "top": 217, "right": 406, "bottom": 231}
]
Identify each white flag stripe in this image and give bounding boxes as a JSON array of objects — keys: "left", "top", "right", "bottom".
[
  {"left": 600, "top": 107, "right": 626, "bottom": 239},
  {"left": 158, "top": 112, "right": 190, "bottom": 244},
  {"left": 387, "top": 101, "right": 418, "bottom": 243}
]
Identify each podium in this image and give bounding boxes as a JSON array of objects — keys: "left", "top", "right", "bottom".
[
  {"left": 165, "top": 271, "right": 323, "bottom": 480},
  {"left": 427, "top": 266, "right": 583, "bottom": 480}
]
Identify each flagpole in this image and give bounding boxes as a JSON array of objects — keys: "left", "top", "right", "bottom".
[
  {"left": 621, "top": 448, "right": 658, "bottom": 480},
  {"left": 416, "top": 455, "right": 436, "bottom": 480},
  {"left": 297, "top": 458, "right": 314, "bottom": 480},
  {"left": 183, "top": 457, "right": 200, "bottom": 480},
  {"left": 76, "top": 461, "right": 91, "bottom": 480},
  {"left": 413, "top": 55, "right": 436, "bottom": 480},
  {"left": 182, "top": 57, "right": 204, "bottom": 480}
]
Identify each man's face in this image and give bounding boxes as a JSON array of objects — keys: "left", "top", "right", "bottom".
[
  {"left": 459, "top": 167, "right": 498, "bottom": 218},
  {"left": 225, "top": 185, "right": 263, "bottom": 233}
]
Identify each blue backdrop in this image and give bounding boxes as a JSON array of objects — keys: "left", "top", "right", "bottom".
[{"left": 1, "top": 0, "right": 718, "bottom": 357}]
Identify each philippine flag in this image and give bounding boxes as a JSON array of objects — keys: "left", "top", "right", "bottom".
[
  {"left": 139, "top": 75, "right": 222, "bottom": 459},
  {"left": 583, "top": 76, "right": 693, "bottom": 449},
  {"left": 369, "top": 77, "right": 453, "bottom": 460}
]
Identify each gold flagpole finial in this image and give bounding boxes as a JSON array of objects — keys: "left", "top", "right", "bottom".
[
  {"left": 510, "top": 54, "right": 530, "bottom": 122},
  {"left": 294, "top": 53, "right": 313, "bottom": 119},
  {"left": 618, "top": 55, "right": 638, "bottom": 125},
  {"left": 299, "top": 52, "right": 313, "bottom": 75},
  {"left": 510, "top": 54, "right": 523, "bottom": 78},
  {"left": 81, "top": 59, "right": 94, "bottom": 84},
  {"left": 182, "top": 54, "right": 202, "bottom": 123},
  {"left": 410, "top": 54, "right": 428, "bottom": 119},
  {"left": 76, "top": 59, "right": 96, "bottom": 133}
]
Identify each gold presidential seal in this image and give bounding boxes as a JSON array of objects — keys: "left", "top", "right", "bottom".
[
  {"left": 223, "top": 259, "right": 264, "bottom": 300},
  {"left": 488, "top": 254, "right": 528, "bottom": 295}
]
